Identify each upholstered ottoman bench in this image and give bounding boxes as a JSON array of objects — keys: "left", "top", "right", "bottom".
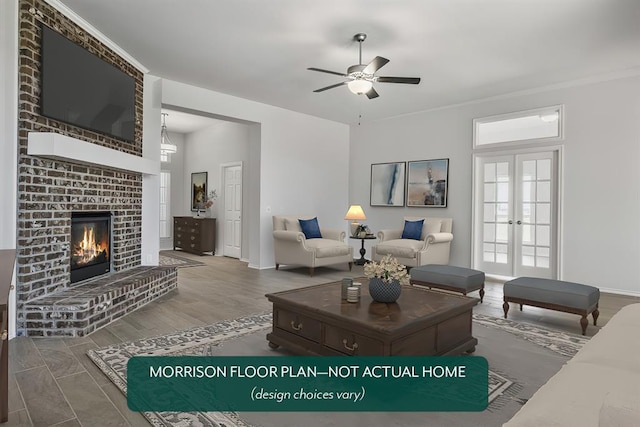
[
  {"left": 410, "top": 265, "right": 485, "bottom": 302},
  {"left": 503, "top": 277, "right": 600, "bottom": 335}
]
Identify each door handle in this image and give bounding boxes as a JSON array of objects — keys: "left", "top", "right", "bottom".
[
  {"left": 516, "top": 220, "right": 522, "bottom": 225},
  {"left": 508, "top": 220, "right": 513, "bottom": 225}
]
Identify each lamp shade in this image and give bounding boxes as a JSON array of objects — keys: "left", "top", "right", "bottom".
[{"left": 344, "top": 205, "right": 367, "bottom": 221}]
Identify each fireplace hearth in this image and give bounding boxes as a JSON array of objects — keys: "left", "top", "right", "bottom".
[{"left": 71, "top": 211, "right": 111, "bottom": 283}]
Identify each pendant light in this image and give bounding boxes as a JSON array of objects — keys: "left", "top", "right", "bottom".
[{"left": 160, "top": 113, "right": 177, "bottom": 154}]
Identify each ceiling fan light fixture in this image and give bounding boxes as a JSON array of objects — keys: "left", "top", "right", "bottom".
[
  {"left": 308, "top": 32, "right": 420, "bottom": 98},
  {"left": 347, "top": 79, "right": 373, "bottom": 95}
]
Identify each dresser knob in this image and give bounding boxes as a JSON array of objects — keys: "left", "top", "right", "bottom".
[{"left": 1, "top": 330, "right": 7, "bottom": 341}]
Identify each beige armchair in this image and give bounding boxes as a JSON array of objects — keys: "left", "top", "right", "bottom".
[
  {"left": 272, "top": 215, "right": 353, "bottom": 276},
  {"left": 372, "top": 217, "right": 453, "bottom": 267}
]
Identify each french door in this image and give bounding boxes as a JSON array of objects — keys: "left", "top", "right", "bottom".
[{"left": 474, "top": 150, "right": 559, "bottom": 279}]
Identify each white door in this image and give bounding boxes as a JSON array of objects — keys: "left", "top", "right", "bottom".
[
  {"left": 222, "top": 163, "right": 242, "bottom": 258},
  {"left": 474, "top": 150, "right": 559, "bottom": 279}
]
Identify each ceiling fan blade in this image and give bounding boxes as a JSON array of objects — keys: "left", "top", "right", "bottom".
[
  {"left": 362, "top": 56, "right": 389, "bottom": 74},
  {"left": 313, "top": 82, "right": 347, "bottom": 93},
  {"left": 307, "top": 67, "right": 347, "bottom": 77},
  {"left": 365, "top": 87, "right": 379, "bottom": 99},
  {"left": 377, "top": 76, "right": 421, "bottom": 84}
]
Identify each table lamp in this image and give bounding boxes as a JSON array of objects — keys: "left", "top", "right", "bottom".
[{"left": 344, "top": 205, "right": 367, "bottom": 237}]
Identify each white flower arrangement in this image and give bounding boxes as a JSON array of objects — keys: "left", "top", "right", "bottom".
[
  {"left": 363, "top": 254, "right": 411, "bottom": 287},
  {"left": 203, "top": 190, "right": 218, "bottom": 209}
]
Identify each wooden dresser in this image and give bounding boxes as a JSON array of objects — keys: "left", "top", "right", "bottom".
[
  {"left": 1, "top": 249, "right": 16, "bottom": 423},
  {"left": 173, "top": 217, "right": 215, "bottom": 255}
]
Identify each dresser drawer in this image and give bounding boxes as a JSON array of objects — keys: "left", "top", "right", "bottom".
[
  {"left": 275, "top": 309, "right": 322, "bottom": 343},
  {"left": 323, "top": 324, "right": 384, "bottom": 356}
]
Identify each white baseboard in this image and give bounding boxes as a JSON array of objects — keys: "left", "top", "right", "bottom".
[
  {"left": 248, "top": 263, "right": 276, "bottom": 270},
  {"left": 597, "top": 286, "right": 640, "bottom": 298}
]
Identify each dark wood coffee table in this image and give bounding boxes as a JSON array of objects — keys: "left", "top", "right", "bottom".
[{"left": 266, "top": 279, "right": 478, "bottom": 356}]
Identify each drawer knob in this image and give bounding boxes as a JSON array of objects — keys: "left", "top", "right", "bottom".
[
  {"left": 1, "top": 330, "right": 7, "bottom": 341},
  {"left": 342, "top": 338, "right": 358, "bottom": 352},
  {"left": 290, "top": 320, "right": 303, "bottom": 331}
]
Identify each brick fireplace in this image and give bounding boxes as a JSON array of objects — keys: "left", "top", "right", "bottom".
[
  {"left": 15, "top": 0, "right": 176, "bottom": 337},
  {"left": 70, "top": 211, "right": 112, "bottom": 284}
]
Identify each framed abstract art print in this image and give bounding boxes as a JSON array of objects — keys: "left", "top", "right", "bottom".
[
  {"left": 406, "top": 159, "right": 449, "bottom": 207},
  {"left": 370, "top": 162, "right": 406, "bottom": 207}
]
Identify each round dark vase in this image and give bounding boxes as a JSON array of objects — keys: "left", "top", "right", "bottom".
[{"left": 368, "top": 277, "right": 402, "bottom": 303}]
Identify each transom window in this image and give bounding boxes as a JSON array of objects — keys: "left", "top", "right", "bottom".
[{"left": 473, "top": 105, "right": 563, "bottom": 149}]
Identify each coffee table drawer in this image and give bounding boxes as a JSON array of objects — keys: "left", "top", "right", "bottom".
[
  {"left": 323, "top": 324, "right": 383, "bottom": 356},
  {"left": 275, "top": 308, "right": 322, "bottom": 342}
]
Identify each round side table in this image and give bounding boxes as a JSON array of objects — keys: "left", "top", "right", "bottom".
[{"left": 349, "top": 235, "right": 376, "bottom": 265}]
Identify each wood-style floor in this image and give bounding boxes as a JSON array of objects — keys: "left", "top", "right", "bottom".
[{"left": 6, "top": 254, "right": 640, "bottom": 426}]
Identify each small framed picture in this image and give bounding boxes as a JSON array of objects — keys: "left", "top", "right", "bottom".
[
  {"left": 191, "top": 172, "right": 208, "bottom": 211},
  {"left": 370, "top": 162, "right": 406, "bottom": 207},
  {"left": 407, "top": 159, "right": 449, "bottom": 207}
]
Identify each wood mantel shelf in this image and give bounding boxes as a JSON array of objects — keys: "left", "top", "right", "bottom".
[{"left": 27, "top": 132, "right": 159, "bottom": 175}]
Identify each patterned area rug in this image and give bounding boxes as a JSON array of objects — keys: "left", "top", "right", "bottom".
[
  {"left": 159, "top": 251, "right": 206, "bottom": 268},
  {"left": 87, "top": 312, "right": 589, "bottom": 427}
]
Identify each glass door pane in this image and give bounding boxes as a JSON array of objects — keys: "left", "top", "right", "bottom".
[
  {"left": 476, "top": 157, "right": 513, "bottom": 276},
  {"left": 514, "top": 153, "right": 556, "bottom": 278}
]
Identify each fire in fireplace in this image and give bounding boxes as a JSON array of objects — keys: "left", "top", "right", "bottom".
[{"left": 70, "top": 211, "right": 111, "bottom": 283}]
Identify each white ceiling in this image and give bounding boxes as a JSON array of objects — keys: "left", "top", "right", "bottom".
[
  {"left": 60, "top": 0, "right": 640, "bottom": 130},
  {"left": 161, "top": 109, "right": 224, "bottom": 134}
]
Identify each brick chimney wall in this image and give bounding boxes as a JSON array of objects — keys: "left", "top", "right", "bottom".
[{"left": 16, "top": 0, "right": 145, "bottom": 333}]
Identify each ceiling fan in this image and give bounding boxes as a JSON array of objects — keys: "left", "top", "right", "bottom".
[{"left": 308, "top": 33, "right": 421, "bottom": 99}]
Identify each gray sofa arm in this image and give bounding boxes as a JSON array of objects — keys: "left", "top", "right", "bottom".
[
  {"left": 321, "top": 229, "right": 346, "bottom": 241},
  {"left": 377, "top": 229, "right": 402, "bottom": 242}
]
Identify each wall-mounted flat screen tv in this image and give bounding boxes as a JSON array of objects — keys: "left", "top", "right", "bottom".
[{"left": 40, "top": 24, "right": 136, "bottom": 143}]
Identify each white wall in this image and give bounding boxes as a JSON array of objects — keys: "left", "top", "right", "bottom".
[
  {"left": 162, "top": 79, "right": 351, "bottom": 269},
  {"left": 1, "top": 0, "right": 18, "bottom": 338},
  {"left": 141, "top": 74, "right": 162, "bottom": 265},
  {"left": 350, "top": 75, "right": 640, "bottom": 295},
  {"left": 183, "top": 120, "right": 251, "bottom": 258}
]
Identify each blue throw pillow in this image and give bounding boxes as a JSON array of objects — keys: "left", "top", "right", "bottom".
[
  {"left": 299, "top": 217, "right": 322, "bottom": 239},
  {"left": 401, "top": 219, "right": 424, "bottom": 240}
]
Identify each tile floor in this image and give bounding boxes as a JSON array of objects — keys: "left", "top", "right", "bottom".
[{"left": 5, "top": 254, "right": 639, "bottom": 426}]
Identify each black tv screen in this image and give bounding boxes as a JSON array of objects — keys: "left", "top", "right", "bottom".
[{"left": 40, "top": 24, "right": 136, "bottom": 142}]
